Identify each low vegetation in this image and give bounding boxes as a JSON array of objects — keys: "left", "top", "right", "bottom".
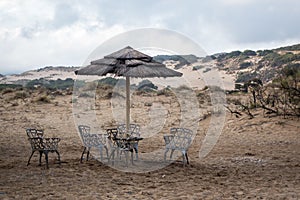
[
  {"left": 36, "top": 95, "right": 51, "bottom": 103},
  {"left": 214, "top": 43, "right": 300, "bottom": 86},
  {"left": 0, "top": 84, "right": 22, "bottom": 91},
  {"left": 226, "top": 65, "right": 300, "bottom": 118},
  {"left": 26, "top": 78, "right": 74, "bottom": 90}
]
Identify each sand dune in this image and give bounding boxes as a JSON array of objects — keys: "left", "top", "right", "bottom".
[
  {"left": 0, "top": 89, "right": 299, "bottom": 199},
  {"left": 0, "top": 62, "right": 235, "bottom": 91}
]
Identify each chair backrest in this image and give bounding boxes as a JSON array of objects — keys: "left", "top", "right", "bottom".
[
  {"left": 106, "top": 128, "right": 119, "bottom": 148},
  {"left": 167, "top": 128, "right": 193, "bottom": 151},
  {"left": 78, "top": 125, "right": 106, "bottom": 147},
  {"left": 106, "top": 128, "right": 118, "bottom": 140},
  {"left": 78, "top": 125, "right": 91, "bottom": 146},
  {"left": 26, "top": 128, "right": 44, "bottom": 139},
  {"left": 78, "top": 125, "right": 91, "bottom": 135},
  {"left": 117, "top": 124, "right": 140, "bottom": 137}
]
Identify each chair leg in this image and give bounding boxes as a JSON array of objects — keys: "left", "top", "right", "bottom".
[
  {"left": 118, "top": 149, "right": 122, "bottom": 160},
  {"left": 55, "top": 150, "right": 61, "bottom": 165},
  {"left": 39, "top": 151, "right": 43, "bottom": 166},
  {"left": 27, "top": 151, "right": 35, "bottom": 166},
  {"left": 125, "top": 151, "right": 128, "bottom": 167},
  {"left": 181, "top": 151, "right": 186, "bottom": 167},
  {"left": 134, "top": 144, "right": 138, "bottom": 160},
  {"left": 170, "top": 149, "right": 175, "bottom": 159},
  {"left": 164, "top": 149, "right": 169, "bottom": 162},
  {"left": 44, "top": 151, "right": 49, "bottom": 169},
  {"left": 104, "top": 146, "right": 109, "bottom": 159},
  {"left": 131, "top": 151, "right": 134, "bottom": 165},
  {"left": 109, "top": 149, "right": 116, "bottom": 165},
  {"left": 80, "top": 147, "right": 87, "bottom": 163},
  {"left": 185, "top": 152, "right": 189, "bottom": 165},
  {"left": 99, "top": 147, "right": 103, "bottom": 161},
  {"left": 181, "top": 151, "right": 189, "bottom": 167},
  {"left": 86, "top": 147, "right": 90, "bottom": 161}
]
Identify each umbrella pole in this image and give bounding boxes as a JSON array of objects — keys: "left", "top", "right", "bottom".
[{"left": 126, "top": 77, "right": 130, "bottom": 134}]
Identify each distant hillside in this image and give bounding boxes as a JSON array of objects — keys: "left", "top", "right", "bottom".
[
  {"left": 153, "top": 54, "right": 199, "bottom": 69},
  {"left": 275, "top": 43, "right": 300, "bottom": 51},
  {"left": 211, "top": 43, "right": 300, "bottom": 84},
  {"left": 1, "top": 43, "right": 299, "bottom": 89},
  {"left": 0, "top": 66, "right": 80, "bottom": 85},
  {"left": 35, "top": 66, "right": 80, "bottom": 73}
]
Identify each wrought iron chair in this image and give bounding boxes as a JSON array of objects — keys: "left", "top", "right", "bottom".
[
  {"left": 26, "top": 128, "right": 61, "bottom": 169},
  {"left": 163, "top": 128, "right": 193, "bottom": 166},
  {"left": 117, "top": 124, "right": 141, "bottom": 160},
  {"left": 78, "top": 125, "right": 108, "bottom": 163},
  {"left": 106, "top": 128, "right": 134, "bottom": 166}
]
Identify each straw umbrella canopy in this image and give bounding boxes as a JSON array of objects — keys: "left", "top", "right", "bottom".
[{"left": 75, "top": 46, "right": 182, "bottom": 132}]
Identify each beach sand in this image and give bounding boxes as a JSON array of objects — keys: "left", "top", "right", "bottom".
[{"left": 0, "top": 89, "right": 299, "bottom": 199}]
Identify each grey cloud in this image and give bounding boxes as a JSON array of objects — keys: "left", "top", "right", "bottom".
[
  {"left": 202, "top": 1, "right": 300, "bottom": 44},
  {"left": 88, "top": 0, "right": 300, "bottom": 46},
  {"left": 20, "top": 27, "right": 35, "bottom": 39},
  {"left": 20, "top": 23, "right": 43, "bottom": 39},
  {"left": 1, "top": 0, "right": 300, "bottom": 75},
  {"left": 91, "top": 1, "right": 173, "bottom": 26},
  {"left": 51, "top": 3, "right": 79, "bottom": 28}
]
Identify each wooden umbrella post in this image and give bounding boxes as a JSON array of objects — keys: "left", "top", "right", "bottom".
[{"left": 126, "top": 76, "right": 130, "bottom": 136}]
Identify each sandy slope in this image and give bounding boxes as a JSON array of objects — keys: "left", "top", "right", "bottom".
[
  {"left": 0, "top": 89, "right": 299, "bottom": 199},
  {"left": 0, "top": 62, "right": 236, "bottom": 91}
]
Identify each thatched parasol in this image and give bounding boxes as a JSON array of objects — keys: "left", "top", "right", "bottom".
[
  {"left": 104, "top": 46, "right": 152, "bottom": 61},
  {"left": 75, "top": 46, "right": 182, "bottom": 132}
]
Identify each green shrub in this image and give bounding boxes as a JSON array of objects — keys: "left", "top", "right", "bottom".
[
  {"left": 227, "top": 51, "right": 242, "bottom": 58},
  {"left": 203, "top": 68, "right": 211, "bottom": 73},
  {"left": 36, "top": 95, "right": 51, "bottom": 103},
  {"left": 208, "top": 85, "right": 224, "bottom": 92},
  {"left": 262, "top": 52, "right": 300, "bottom": 67},
  {"left": 79, "top": 92, "right": 94, "bottom": 98},
  {"left": 157, "top": 87, "right": 173, "bottom": 96},
  {"left": 176, "top": 85, "right": 191, "bottom": 91},
  {"left": 236, "top": 72, "right": 259, "bottom": 83},
  {"left": 202, "top": 56, "right": 214, "bottom": 62},
  {"left": 137, "top": 80, "right": 158, "bottom": 91},
  {"left": 276, "top": 44, "right": 300, "bottom": 51},
  {"left": 14, "top": 91, "right": 29, "bottom": 99},
  {"left": 98, "top": 77, "right": 121, "bottom": 86},
  {"left": 202, "top": 86, "right": 209, "bottom": 91},
  {"left": 273, "top": 53, "right": 300, "bottom": 66},
  {"left": 26, "top": 78, "right": 74, "bottom": 90},
  {"left": 192, "top": 65, "right": 205, "bottom": 71},
  {"left": 2, "top": 88, "right": 14, "bottom": 94},
  {"left": 257, "top": 49, "right": 273, "bottom": 56},
  {"left": 238, "top": 55, "right": 250, "bottom": 62},
  {"left": 283, "top": 63, "right": 300, "bottom": 78},
  {"left": 242, "top": 50, "right": 257, "bottom": 56},
  {"left": 239, "top": 62, "right": 252, "bottom": 69},
  {"left": 0, "top": 84, "right": 22, "bottom": 91}
]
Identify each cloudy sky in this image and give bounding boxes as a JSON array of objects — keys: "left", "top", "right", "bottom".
[{"left": 1, "top": 0, "right": 300, "bottom": 74}]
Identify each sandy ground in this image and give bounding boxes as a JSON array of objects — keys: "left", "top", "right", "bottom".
[{"left": 0, "top": 88, "right": 299, "bottom": 199}]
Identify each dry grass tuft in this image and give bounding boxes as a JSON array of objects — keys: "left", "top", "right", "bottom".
[{"left": 36, "top": 95, "right": 51, "bottom": 103}]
